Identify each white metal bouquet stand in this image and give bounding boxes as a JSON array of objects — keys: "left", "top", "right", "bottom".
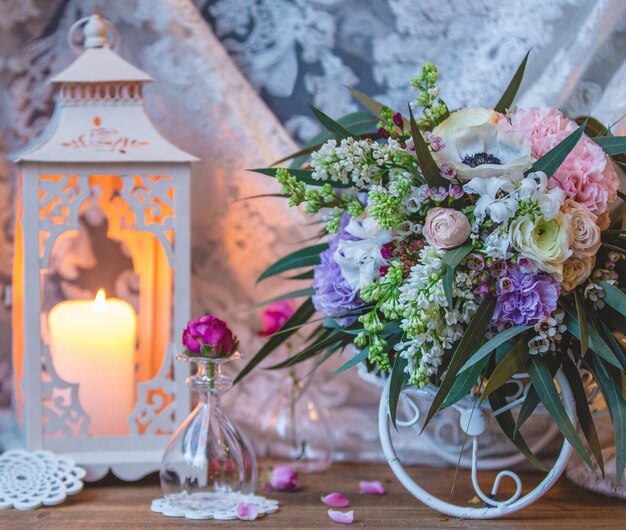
[{"left": 378, "top": 371, "right": 575, "bottom": 519}]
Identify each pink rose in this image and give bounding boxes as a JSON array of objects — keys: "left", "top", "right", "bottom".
[
  {"left": 270, "top": 466, "right": 299, "bottom": 491},
  {"left": 423, "top": 207, "right": 471, "bottom": 249},
  {"left": 182, "top": 315, "right": 238, "bottom": 358},
  {"left": 259, "top": 300, "right": 296, "bottom": 336},
  {"left": 561, "top": 199, "right": 601, "bottom": 258}
]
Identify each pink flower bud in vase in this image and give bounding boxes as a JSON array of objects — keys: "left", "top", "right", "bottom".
[{"left": 182, "top": 314, "right": 239, "bottom": 358}]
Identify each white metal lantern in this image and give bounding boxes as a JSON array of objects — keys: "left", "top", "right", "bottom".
[{"left": 10, "top": 15, "right": 197, "bottom": 481}]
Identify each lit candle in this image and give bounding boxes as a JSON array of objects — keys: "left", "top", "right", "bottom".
[{"left": 48, "top": 289, "right": 137, "bottom": 435}]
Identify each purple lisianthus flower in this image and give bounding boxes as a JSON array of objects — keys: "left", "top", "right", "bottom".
[
  {"left": 312, "top": 215, "right": 362, "bottom": 326},
  {"left": 493, "top": 270, "right": 560, "bottom": 326}
]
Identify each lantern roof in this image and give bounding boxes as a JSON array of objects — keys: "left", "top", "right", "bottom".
[{"left": 14, "top": 15, "right": 198, "bottom": 164}]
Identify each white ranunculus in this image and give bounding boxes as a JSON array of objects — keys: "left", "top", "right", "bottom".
[
  {"left": 433, "top": 121, "right": 532, "bottom": 181},
  {"left": 509, "top": 212, "right": 572, "bottom": 280},
  {"left": 463, "top": 175, "right": 519, "bottom": 224},
  {"left": 334, "top": 217, "right": 393, "bottom": 290}
]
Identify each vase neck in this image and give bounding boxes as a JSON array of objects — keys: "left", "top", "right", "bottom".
[{"left": 188, "top": 359, "right": 232, "bottom": 394}]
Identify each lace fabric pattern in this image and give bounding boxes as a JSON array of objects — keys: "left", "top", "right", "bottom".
[{"left": 0, "top": 0, "right": 625, "bottom": 471}]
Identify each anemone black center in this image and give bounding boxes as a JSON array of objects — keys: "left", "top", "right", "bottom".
[{"left": 461, "top": 152, "right": 502, "bottom": 168}]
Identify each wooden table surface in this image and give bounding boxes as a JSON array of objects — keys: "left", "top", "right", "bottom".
[{"left": 1, "top": 462, "right": 624, "bottom": 529}]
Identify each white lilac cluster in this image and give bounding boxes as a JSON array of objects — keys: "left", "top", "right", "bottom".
[
  {"left": 393, "top": 248, "right": 478, "bottom": 386},
  {"left": 311, "top": 137, "right": 405, "bottom": 188},
  {"left": 311, "top": 137, "right": 374, "bottom": 187}
]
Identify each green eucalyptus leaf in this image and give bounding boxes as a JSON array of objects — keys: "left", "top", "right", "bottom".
[
  {"left": 481, "top": 339, "right": 529, "bottom": 402},
  {"left": 423, "top": 296, "right": 496, "bottom": 430},
  {"left": 250, "top": 167, "right": 350, "bottom": 189},
  {"left": 459, "top": 325, "right": 531, "bottom": 373},
  {"left": 332, "top": 348, "right": 370, "bottom": 376},
  {"left": 528, "top": 357, "right": 593, "bottom": 469},
  {"left": 257, "top": 244, "right": 328, "bottom": 283},
  {"left": 442, "top": 355, "right": 489, "bottom": 409},
  {"left": 442, "top": 243, "right": 472, "bottom": 309},
  {"left": 310, "top": 105, "right": 356, "bottom": 140},
  {"left": 600, "top": 281, "right": 626, "bottom": 317},
  {"left": 574, "top": 116, "right": 610, "bottom": 137},
  {"left": 488, "top": 388, "right": 547, "bottom": 471},
  {"left": 594, "top": 136, "right": 626, "bottom": 156},
  {"left": 408, "top": 106, "right": 448, "bottom": 188},
  {"left": 588, "top": 357, "right": 626, "bottom": 483},
  {"left": 288, "top": 269, "right": 315, "bottom": 280},
  {"left": 494, "top": 50, "right": 530, "bottom": 114},
  {"left": 234, "top": 298, "right": 316, "bottom": 383},
  {"left": 563, "top": 355, "right": 605, "bottom": 474},
  {"left": 251, "top": 288, "right": 315, "bottom": 309},
  {"left": 514, "top": 385, "right": 540, "bottom": 438},
  {"left": 389, "top": 356, "right": 409, "bottom": 429},
  {"left": 574, "top": 290, "right": 589, "bottom": 355},
  {"left": 528, "top": 121, "right": 586, "bottom": 177}
]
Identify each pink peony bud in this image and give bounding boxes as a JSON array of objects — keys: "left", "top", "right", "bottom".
[
  {"left": 182, "top": 314, "right": 238, "bottom": 358},
  {"left": 259, "top": 300, "right": 296, "bottom": 336},
  {"left": 423, "top": 207, "right": 471, "bottom": 250},
  {"left": 270, "top": 466, "right": 300, "bottom": 491}
]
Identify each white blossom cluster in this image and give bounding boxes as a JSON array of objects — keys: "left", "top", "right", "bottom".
[
  {"left": 311, "top": 137, "right": 376, "bottom": 187},
  {"left": 392, "top": 248, "right": 478, "bottom": 387}
]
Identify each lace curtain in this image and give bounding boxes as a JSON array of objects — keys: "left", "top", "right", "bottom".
[{"left": 0, "top": 0, "right": 625, "bottom": 469}]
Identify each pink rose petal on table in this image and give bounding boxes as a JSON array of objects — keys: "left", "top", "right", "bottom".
[
  {"left": 270, "top": 465, "right": 300, "bottom": 491},
  {"left": 328, "top": 509, "right": 354, "bottom": 524},
  {"left": 359, "top": 480, "right": 385, "bottom": 495},
  {"left": 236, "top": 501, "right": 258, "bottom": 521},
  {"left": 321, "top": 492, "right": 350, "bottom": 508}
]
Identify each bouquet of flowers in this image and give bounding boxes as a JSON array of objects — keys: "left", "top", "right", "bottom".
[{"left": 237, "top": 54, "right": 626, "bottom": 478}]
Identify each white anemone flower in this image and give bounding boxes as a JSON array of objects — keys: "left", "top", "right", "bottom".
[
  {"left": 433, "top": 121, "right": 532, "bottom": 181},
  {"left": 517, "top": 171, "right": 565, "bottom": 220},
  {"left": 334, "top": 217, "right": 393, "bottom": 290},
  {"left": 463, "top": 175, "right": 519, "bottom": 224}
]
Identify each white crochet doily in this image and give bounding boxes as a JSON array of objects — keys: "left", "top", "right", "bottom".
[
  {"left": 151, "top": 492, "right": 280, "bottom": 520},
  {"left": 0, "top": 449, "right": 86, "bottom": 510}
]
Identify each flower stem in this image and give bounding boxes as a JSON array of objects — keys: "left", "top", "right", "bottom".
[{"left": 209, "top": 361, "right": 215, "bottom": 390}]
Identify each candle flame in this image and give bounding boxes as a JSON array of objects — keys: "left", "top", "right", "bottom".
[{"left": 93, "top": 289, "right": 106, "bottom": 312}]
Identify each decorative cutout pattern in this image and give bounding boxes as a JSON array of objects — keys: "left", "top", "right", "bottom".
[
  {"left": 41, "top": 345, "right": 90, "bottom": 437},
  {"left": 61, "top": 117, "right": 149, "bottom": 153},
  {"left": 0, "top": 449, "right": 86, "bottom": 511},
  {"left": 129, "top": 345, "right": 176, "bottom": 435},
  {"left": 39, "top": 173, "right": 90, "bottom": 268},
  {"left": 120, "top": 174, "right": 175, "bottom": 265},
  {"left": 151, "top": 492, "right": 279, "bottom": 521}
]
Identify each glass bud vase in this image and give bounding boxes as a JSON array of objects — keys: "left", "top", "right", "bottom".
[
  {"left": 160, "top": 353, "right": 258, "bottom": 510},
  {"left": 259, "top": 370, "right": 334, "bottom": 473}
]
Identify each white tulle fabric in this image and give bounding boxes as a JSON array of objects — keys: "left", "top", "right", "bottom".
[{"left": 0, "top": 0, "right": 625, "bottom": 495}]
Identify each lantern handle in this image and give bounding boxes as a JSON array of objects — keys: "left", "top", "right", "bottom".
[{"left": 68, "top": 15, "right": 119, "bottom": 55}]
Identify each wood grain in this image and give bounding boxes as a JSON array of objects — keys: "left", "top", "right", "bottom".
[{"left": 1, "top": 462, "right": 624, "bottom": 529}]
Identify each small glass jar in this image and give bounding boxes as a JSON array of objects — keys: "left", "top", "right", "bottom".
[
  {"left": 160, "top": 353, "right": 257, "bottom": 510},
  {"left": 258, "top": 369, "right": 334, "bottom": 472}
]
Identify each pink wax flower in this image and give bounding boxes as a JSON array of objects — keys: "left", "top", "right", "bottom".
[
  {"left": 270, "top": 465, "right": 300, "bottom": 491},
  {"left": 259, "top": 300, "right": 296, "bottom": 336},
  {"left": 498, "top": 107, "right": 619, "bottom": 216},
  {"left": 182, "top": 314, "right": 238, "bottom": 358}
]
